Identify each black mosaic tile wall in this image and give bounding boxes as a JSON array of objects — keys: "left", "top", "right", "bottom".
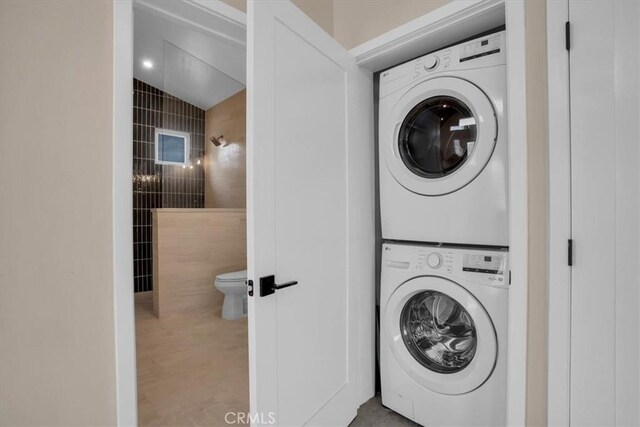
[{"left": 133, "top": 78, "right": 205, "bottom": 293}]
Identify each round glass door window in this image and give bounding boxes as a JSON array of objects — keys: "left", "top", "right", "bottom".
[
  {"left": 398, "top": 96, "right": 477, "bottom": 178},
  {"left": 400, "top": 290, "right": 477, "bottom": 373}
]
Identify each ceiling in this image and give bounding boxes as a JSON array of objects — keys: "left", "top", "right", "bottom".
[{"left": 133, "top": 3, "right": 246, "bottom": 111}]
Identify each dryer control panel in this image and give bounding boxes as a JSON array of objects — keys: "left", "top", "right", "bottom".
[
  {"left": 379, "top": 31, "right": 506, "bottom": 99},
  {"left": 383, "top": 242, "right": 508, "bottom": 288},
  {"left": 459, "top": 32, "right": 502, "bottom": 63}
]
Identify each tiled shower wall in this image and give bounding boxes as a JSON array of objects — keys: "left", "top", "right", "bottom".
[{"left": 133, "top": 78, "right": 205, "bottom": 293}]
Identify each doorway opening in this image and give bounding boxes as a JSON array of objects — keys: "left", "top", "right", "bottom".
[{"left": 131, "top": 2, "right": 248, "bottom": 424}]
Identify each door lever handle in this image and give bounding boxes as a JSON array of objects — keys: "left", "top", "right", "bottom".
[
  {"left": 273, "top": 280, "right": 298, "bottom": 290},
  {"left": 260, "top": 275, "right": 299, "bottom": 297}
]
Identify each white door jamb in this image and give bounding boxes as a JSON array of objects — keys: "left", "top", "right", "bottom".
[
  {"left": 113, "top": 1, "right": 136, "bottom": 424},
  {"left": 546, "top": 0, "right": 571, "bottom": 425}
]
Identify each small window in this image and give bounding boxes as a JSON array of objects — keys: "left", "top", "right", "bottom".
[{"left": 155, "top": 129, "right": 190, "bottom": 166}]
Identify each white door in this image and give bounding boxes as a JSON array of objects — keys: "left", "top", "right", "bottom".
[
  {"left": 247, "top": 1, "right": 373, "bottom": 426},
  {"left": 569, "top": 1, "right": 640, "bottom": 425}
]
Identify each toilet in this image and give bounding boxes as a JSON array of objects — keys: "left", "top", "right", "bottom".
[{"left": 214, "top": 269, "right": 248, "bottom": 320}]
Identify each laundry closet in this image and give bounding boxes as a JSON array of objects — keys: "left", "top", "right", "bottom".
[{"left": 243, "top": 1, "right": 534, "bottom": 426}]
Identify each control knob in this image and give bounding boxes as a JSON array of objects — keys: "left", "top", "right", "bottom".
[
  {"left": 427, "top": 253, "right": 443, "bottom": 269},
  {"left": 423, "top": 56, "right": 439, "bottom": 71}
]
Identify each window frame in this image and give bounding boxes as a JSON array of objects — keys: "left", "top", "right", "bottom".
[{"left": 154, "top": 128, "right": 190, "bottom": 166}]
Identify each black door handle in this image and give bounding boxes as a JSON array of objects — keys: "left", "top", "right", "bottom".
[{"left": 260, "top": 275, "right": 299, "bottom": 297}]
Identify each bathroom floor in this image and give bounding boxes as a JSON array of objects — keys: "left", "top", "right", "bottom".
[
  {"left": 135, "top": 292, "right": 249, "bottom": 426},
  {"left": 135, "top": 292, "right": 413, "bottom": 426}
]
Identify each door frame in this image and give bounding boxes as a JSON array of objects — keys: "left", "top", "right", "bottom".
[
  {"left": 547, "top": 1, "right": 640, "bottom": 425},
  {"left": 349, "top": 0, "right": 529, "bottom": 425},
  {"left": 112, "top": 1, "right": 247, "bottom": 424},
  {"left": 113, "top": 2, "right": 136, "bottom": 424},
  {"left": 546, "top": 1, "right": 571, "bottom": 425}
]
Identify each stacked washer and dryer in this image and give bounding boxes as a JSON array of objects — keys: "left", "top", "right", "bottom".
[{"left": 378, "top": 31, "right": 510, "bottom": 426}]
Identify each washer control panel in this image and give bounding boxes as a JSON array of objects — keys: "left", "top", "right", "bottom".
[
  {"left": 426, "top": 252, "right": 443, "bottom": 269},
  {"left": 414, "top": 247, "right": 455, "bottom": 274},
  {"left": 383, "top": 243, "right": 508, "bottom": 287},
  {"left": 412, "top": 50, "right": 451, "bottom": 80},
  {"left": 462, "top": 253, "right": 506, "bottom": 274}
]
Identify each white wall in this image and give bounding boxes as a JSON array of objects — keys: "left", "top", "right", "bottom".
[{"left": 0, "top": 1, "right": 118, "bottom": 424}]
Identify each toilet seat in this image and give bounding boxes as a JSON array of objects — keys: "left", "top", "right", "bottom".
[{"left": 216, "top": 269, "right": 247, "bottom": 283}]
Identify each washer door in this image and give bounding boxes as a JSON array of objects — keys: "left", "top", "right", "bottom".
[
  {"left": 383, "top": 77, "right": 497, "bottom": 196},
  {"left": 384, "top": 276, "right": 497, "bottom": 395}
]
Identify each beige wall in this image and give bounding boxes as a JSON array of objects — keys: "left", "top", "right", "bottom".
[
  {"left": 225, "top": 0, "right": 450, "bottom": 50},
  {"left": 0, "top": 1, "right": 117, "bottom": 425},
  {"left": 205, "top": 90, "right": 247, "bottom": 208},
  {"left": 524, "top": 1, "right": 549, "bottom": 425},
  {"left": 333, "top": 0, "right": 450, "bottom": 49},
  {"left": 153, "top": 209, "right": 247, "bottom": 317},
  {"left": 222, "top": 0, "right": 334, "bottom": 35}
]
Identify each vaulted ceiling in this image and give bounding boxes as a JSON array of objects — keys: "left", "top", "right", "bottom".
[{"left": 133, "top": 2, "right": 246, "bottom": 110}]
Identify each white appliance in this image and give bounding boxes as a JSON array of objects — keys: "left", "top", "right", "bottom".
[
  {"left": 379, "top": 31, "right": 508, "bottom": 246},
  {"left": 380, "top": 242, "right": 508, "bottom": 426}
]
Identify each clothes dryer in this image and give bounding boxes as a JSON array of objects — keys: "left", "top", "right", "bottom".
[{"left": 379, "top": 31, "right": 508, "bottom": 246}]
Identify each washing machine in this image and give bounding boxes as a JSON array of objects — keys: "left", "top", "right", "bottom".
[
  {"left": 380, "top": 242, "right": 508, "bottom": 426},
  {"left": 379, "top": 31, "right": 508, "bottom": 246}
]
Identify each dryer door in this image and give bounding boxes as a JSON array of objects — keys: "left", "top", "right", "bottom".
[
  {"left": 383, "top": 276, "right": 497, "bottom": 395},
  {"left": 383, "top": 77, "right": 497, "bottom": 196}
]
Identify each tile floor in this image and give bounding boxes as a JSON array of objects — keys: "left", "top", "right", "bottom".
[
  {"left": 135, "top": 292, "right": 249, "bottom": 426},
  {"left": 135, "top": 292, "right": 413, "bottom": 426}
]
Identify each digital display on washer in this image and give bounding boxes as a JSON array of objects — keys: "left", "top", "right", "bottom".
[{"left": 462, "top": 253, "right": 505, "bottom": 274}]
